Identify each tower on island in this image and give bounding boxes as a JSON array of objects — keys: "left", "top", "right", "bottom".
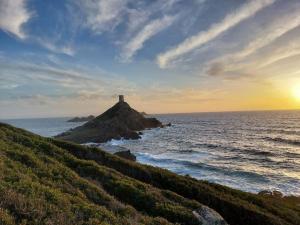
[{"left": 119, "top": 95, "right": 124, "bottom": 102}]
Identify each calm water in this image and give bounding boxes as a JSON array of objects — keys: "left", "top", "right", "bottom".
[{"left": 2, "top": 110, "right": 300, "bottom": 195}]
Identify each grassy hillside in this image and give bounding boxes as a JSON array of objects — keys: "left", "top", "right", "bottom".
[{"left": 0, "top": 123, "right": 299, "bottom": 225}]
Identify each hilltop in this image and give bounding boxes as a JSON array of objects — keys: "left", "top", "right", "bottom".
[
  {"left": 56, "top": 98, "right": 162, "bottom": 143},
  {"left": 1, "top": 123, "right": 300, "bottom": 225}
]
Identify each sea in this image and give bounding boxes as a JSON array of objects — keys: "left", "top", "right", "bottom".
[{"left": 2, "top": 110, "right": 300, "bottom": 196}]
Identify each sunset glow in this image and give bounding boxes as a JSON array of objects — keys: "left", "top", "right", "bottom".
[
  {"left": 293, "top": 86, "right": 300, "bottom": 101},
  {"left": 1, "top": 0, "right": 300, "bottom": 118}
]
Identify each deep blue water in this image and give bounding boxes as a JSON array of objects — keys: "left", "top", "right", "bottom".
[{"left": 2, "top": 110, "right": 300, "bottom": 195}]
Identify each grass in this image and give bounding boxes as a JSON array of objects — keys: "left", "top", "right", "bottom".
[{"left": 0, "top": 122, "right": 299, "bottom": 225}]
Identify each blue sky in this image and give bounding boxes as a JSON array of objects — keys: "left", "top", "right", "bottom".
[{"left": 1, "top": 0, "right": 300, "bottom": 118}]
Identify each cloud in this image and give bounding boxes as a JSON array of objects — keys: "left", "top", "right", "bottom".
[
  {"left": 36, "top": 38, "right": 76, "bottom": 56},
  {"left": 74, "top": 0, "right": 181, "bottom": 61},
  {"left": 0, "top": 0, "right": 32, "bottom": 39},
  {"left": 157, "top": 0, "right": 276, "bottom": 68},
  {"left": 78, "top": 0, "right": 128, "bottom": 33},
  {"left": 204, "top": 4, "right": 300, "bottom": 78},
  {"left": 206, "top": 62, "right": 224, "bottom": 77},
  {"left": 259, "top": 47, "right": 300, "bottom": 69},
  {"left": 0, "top": 77, "right": 20, "bottom": 90},
  {"left": 120, "top": 15, "right": 176, "bottom": 62},
  {"left": 0, "top": 60, "right": 104, "bottom": 90},
  {"left": 220, "top": 7, "right": 300, "bottom": 65},
  {"left": 0, "top": 56, "right": 139, "bottom": 104},
  {"left": 125, "top": 0, "right": 177, "bottom": 35}
]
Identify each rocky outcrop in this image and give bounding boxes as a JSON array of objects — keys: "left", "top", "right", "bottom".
[
  {"left": 258, "top": 190, "right": 283, "bottom": 198},
  {"left": 140, "top": 112, "right": 147, "bottom": 116},
  {"left": 67, "top": 115, "right": 95, "bottom": 122},
  {"left": 114, "top": 150, "right": 136, "bottom": 161},
  {"left": 56, "top": 101, "right": 162, "bottom": 143},
  {"left": 193, "top": 206, "right": 228, "bottom": 225}
]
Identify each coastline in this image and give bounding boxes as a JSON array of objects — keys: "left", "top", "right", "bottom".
[
  {"left": 1, "top": 122, "right": 299, "bottom": 225},
  {"left": 2, "top": 111, "right": 300, "bottom": 196},
  {"left": 88, "top": 138, "right": 300, "bottom": 198}
]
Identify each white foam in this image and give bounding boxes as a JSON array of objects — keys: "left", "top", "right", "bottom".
[
  {"left": 106, "top": 138, "right": 126, "bottom": 146},
  {"left": 81, "top": 142, "right": 100, "bottom": 146}
]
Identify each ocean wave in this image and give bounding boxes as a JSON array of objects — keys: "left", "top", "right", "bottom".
[
  {"left": 264, "top": 137, "right": 300, "bottom": 146},
  {"left": 194, "top": 142, "right": 276, "bottom": 157},
  {"left": 194, "top": 143, "right": 222, "bottom": 149},
  {"left": 136, "top": 152, "right": 268, "bottom": 182},
  {"left": 250, "top": 128, "right": 300, "bottom": 135},
  {"left": 106, "top": 138, "right": 126, "bottom": 146},
  {"left": 81, "top": 142, "right": 101, "bottom": 147},
  {"left": 167, "top": 149, "right": 200, "bottom": 154}
]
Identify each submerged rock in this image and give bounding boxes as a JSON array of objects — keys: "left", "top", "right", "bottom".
[
  {"left": 193, "top": 205, "right": 228, "bottom": 225},
  {"left": 56, "top": 98, "right": 162, "bottom": 143},
  {"left": 114, "top": 150, "right": 136, "bottom": 161}
]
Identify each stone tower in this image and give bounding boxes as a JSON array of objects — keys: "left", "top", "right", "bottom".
[{"left": 119, "top": 95, "right": 124, "bottom": 102}]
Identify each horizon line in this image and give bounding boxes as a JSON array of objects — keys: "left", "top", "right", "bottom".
[{"left": 1, "top": 108, "right": 300, "bottom": 120}]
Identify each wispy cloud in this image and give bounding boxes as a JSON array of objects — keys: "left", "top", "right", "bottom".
[
  {"left": 78, "top": 0, "right": 128, "bottom": 34},
  {"left": 0, "top": 56, "right": 139, "bottom": 103},
  {"left": 74, "top": 0, "right": 181, "bottom": 62},
  {"left": 259, "top": 46, "right": 300, "bottom": 69},
  {"left": 0, "top": 0, "right": 32, "bottom": 39},
  {"left": 125, "top": 0, "right": 178, "bottom": 35},
  {"left": 0, "top": 61, "right": 103, "bottom": 89},
  {"left": 222, "top": 7, "right": 300, "bottom": 65},
  {"left": 36, "top": 38, "right": 76, "bottom": 56},
  {"left": 204, "top": 4, "right": 300, "bottom": 78},
  {"left": 157, "top": 0, "right": 276, "bottom": 68},
  {"left": 120, "top": 15, "right": 176, "bottom": 62}
]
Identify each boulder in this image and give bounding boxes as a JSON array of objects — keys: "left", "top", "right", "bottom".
[
  {"left": 193, "top": 205, "right": 228, "bottom": 225},
  {"left": 114, "top": 150, "right": 136, "bottom": 161}
]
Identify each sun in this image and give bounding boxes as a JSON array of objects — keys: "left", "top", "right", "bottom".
[{"left": 292, "top": 86, "right": 300, "bottom": 101}]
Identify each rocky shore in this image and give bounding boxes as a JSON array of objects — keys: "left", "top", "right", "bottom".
[
  {"left": 1, "top": 122, "right": 299, "bottom": 225},
  {"left": 114, "top": 150, "right": 136, "bottom": 161}
]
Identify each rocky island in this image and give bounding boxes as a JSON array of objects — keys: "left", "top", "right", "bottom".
[
  {"left": 56, "top": 95, "right": 162, "bottom": 143},
  {"left": 67, "top": 115, "right": 95, "bottom": 122}
]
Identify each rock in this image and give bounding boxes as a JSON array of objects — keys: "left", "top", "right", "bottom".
[
  {"left": 123, "top": 131, "right": 141, "bottom": 140},
  {"left": 165, "top": 123, "right": 172, "bottom": 127},
  {"left": 67, "top": 115, "right": 95, "bottom": 122},
  {"left": 193, "top": 205, "right": 228, "bottom": 225},
  {"left": 272, "top": 190, "right": 283, "bottom": 198},
  {"left": 114, "top": 150, "right": 136, "bottom": 161},
  {"left": 258, "top": 190, "right": 283, "bottom": 198},
  {"left": 258, "top": 190, "right": 273, "bottom": 196},
  {"left": 56, "top": 100, "right": 163, "bottom": 143}
]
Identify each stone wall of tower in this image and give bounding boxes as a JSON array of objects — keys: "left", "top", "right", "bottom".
[{"left": 119, "top": 95, "right": 124, "bottom": 102}]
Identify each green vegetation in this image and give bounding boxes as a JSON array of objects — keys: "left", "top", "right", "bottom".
[{"left": 0, "top": 123, "right": 299, "bottom": 225}]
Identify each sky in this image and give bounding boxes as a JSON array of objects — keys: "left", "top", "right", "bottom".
[{"left": 1, "top": 0, "right": 300, "bottom": 118}]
